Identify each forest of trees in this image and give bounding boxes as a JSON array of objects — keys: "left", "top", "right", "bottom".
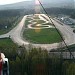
[
  {"left": 45, "top": 8, "right": 75, "bottom": 20},
  {"left": 0, "top": 9, "right": 37, "bottom": 35},
  {"left": 0, "top": 9, "right": 25, "bottom": 34},
  {"left": 70, "top": 12, "right": 75, "bottom": 19},
  {"left": 0, "top": 45, "right": 75, "bottom": 75},
  {"left": 45, "top": 8, "right": 75, "bottom": 15},
  {"left": 44, "top": 8, "right": 75, "bottom": 21}
]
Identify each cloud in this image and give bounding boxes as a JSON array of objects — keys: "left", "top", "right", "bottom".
[{"left": 0, "top": 0, "right": 32, "bottom": 5}]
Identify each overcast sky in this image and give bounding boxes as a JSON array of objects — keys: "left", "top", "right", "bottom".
[
  {"left": 0, "top": 0, "right": 74, "bottom": 5},
  {"left": 0, "top": 0, "right": 32, "bottom": 5}
]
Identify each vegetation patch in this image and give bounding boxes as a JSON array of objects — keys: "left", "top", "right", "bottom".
[
  {"left": 0, "top": 38, "right": 17, "bottom": 48},
  {"left": 23, "top": 28, "right": 62, "bottom": 44},
  {"left": 33, "top": 16, "right": 40, "bottom": 19},
  {"left": 0, "top": 10, "right": 23, "bottom": 35}
]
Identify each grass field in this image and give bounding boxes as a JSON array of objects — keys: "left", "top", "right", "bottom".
[
  {"left": 0, "top": 38, "right": 18, "bottom": 58},
  {"left": 25, "top": 19, "right": 31, "bottom": 27},
  {"left": 33, "top": 16, "right": 40, "bottom": 19},
  {"left": 23, "top": 28, "right": 62, "bottom": 44},
  {"left": 23, "top": 15, "right": 62, "bottom": 44},
  {"left": 0, "top": 38, "right": 17, "bottom": 48}
]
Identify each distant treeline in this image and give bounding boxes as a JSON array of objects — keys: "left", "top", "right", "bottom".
[
  {"left": 44, "top": 8, "right": 74, "bottom": 15},
  {"left": 0, "top": 8, "right": 74, "bottom": 18},
  {"left": 39, "top": 7, "right": 75, "bottom": 19},
  {"left": 70, "top": 12, "right": 75, "bottom": 19},
  {"left": 0, "top": 9, "right": 25, "bottom": 34},
  {"left": 0, "top": 9, "right": 24, "bottom": 17}
]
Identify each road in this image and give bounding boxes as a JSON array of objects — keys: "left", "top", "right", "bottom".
[
  {"left": 0, "top": 14, "right": 75, "bottom": 51},
  {"left": 0, "top": 16, "right": 29, "bottom": 46},
  {"left": 52, "top": 18, "right": 75, "bottom": 45},
  {"left": 41, "top": 14, "right": 75, "bottom": 45}
]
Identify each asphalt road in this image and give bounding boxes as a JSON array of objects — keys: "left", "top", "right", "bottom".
[
  {"left": 52, "top": 18, "right": 75, "bottom": 45},
  {"left": 0, "top": 14, "right": 75, "bottom": 51}
]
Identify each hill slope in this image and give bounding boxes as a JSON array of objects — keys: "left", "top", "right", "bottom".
[
  {"left": 0, "top": 1, "right": 34, "bottom": 10},
  {"left": 0, "top": 0, "right": 74, "bottom": 10}
]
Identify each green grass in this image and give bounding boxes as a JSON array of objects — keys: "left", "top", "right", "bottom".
[
  {"left": 33, "top": 20, "right": 45, "bottom": 24},
  {"left": 25, "top": 19, "right": 31, "bottom": 27},
  {"left": 31, "top": 25, "right": 49, "bottom": 28},
  {"left": 43, "top": 23, "right": 53, "bottom": 25},
  {"left": 0, "top": 38, "right": 18, "bottom": 59},
  {"left": 24, "top": 15, "right": 62, "bottom": 44},
  {"left": 25, "top": 18, "right": 50, "bottom": 28},
  {"left": 0, "top": 38, "right": 17, "bottom": 48},
  {"left": 23, "top": 28, "right": 62, "bottom": 44},
  {"left": 34, "top": 15, "right": 40, "bottom": 19}
]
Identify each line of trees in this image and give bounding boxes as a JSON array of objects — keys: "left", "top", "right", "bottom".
[
  {"left": 45, "top": 8, "right": 75, "bottom": 15},
  {"left": 70, "top": 12, "right": 75, "bottom": 19},
  {"left": 0, "top": 45, "right": 75, "bottom": 75}
]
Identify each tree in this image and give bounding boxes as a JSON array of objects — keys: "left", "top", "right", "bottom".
[{"left": 66, "top": 63, "right": 75, "bottom": 75}]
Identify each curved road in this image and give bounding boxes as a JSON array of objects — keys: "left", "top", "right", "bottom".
[
  {"left": 0, "top": 14, "right": 75, "bottom": 50},
  {"left": 0, "top": 16, "right": 29, "bottom": 46}
]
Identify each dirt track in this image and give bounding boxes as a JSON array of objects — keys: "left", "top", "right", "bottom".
[{"left": 0, "top": 14, "right": 75, "bottom": 51}]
